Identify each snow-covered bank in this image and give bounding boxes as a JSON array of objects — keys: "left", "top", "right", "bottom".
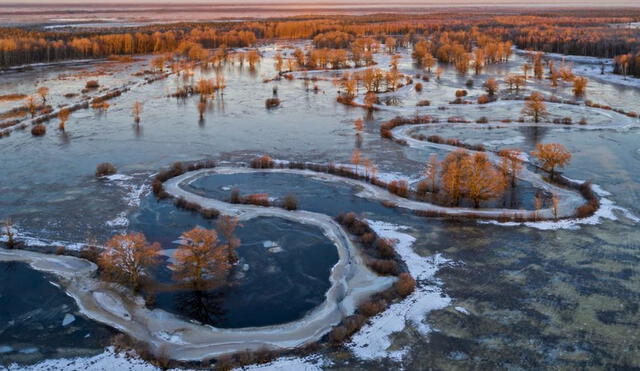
[
  {"left": 7, "top": 348, "right": 165, "bottom": 371},
  {"left": 0, "top": 169, "right": 394, "bottom": 362},
  {"left": 348, "top": 220, "right": 452, "bottom": 361}
]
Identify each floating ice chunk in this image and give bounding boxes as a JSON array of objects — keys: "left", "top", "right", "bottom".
[
  {"left": 0, "top": 345, "right": 13, "bottom": 354},
  {"left": 62, "top": 313, "right": 76, "bottom": 326}
]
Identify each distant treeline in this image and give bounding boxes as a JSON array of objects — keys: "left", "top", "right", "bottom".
[{"left": 1, "top": 11, "right": 639, "bottom": 73}]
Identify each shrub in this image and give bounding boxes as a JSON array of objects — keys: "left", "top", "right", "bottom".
[
  {"left": 265, "top": 98, "right": 280, "bottom": 108},
  {"left": 476, "top": 116, "right": 489, "bottom": 123},
  {"left": 244, "top": 193, "right": 270, "bottom": 207},
  {"left": 55, "top": 246, "right": 65, "bottom": 255},
  {"left": 358, "top": 299, "right": 386, "bottom": 317},
  {"left": 416, "top": 99, "right": 431, "bottom": 107},
  {"left": 477, "top": 95, "right": 491, "bottom": 104},
  {"left": 343, "top": 314, "right": 367, "bottom": 336},
  {"left": 415, "top": 82, "right": 423, "bottom": 92},
  {"left": 328, "top": 325, "right": 348, "bottom": 344},
  {"left": 336, "top": 95, "right": 354, "bottom": 105},
  {"left": 416, "top": 180, "right": 430, "bottom": 196},
  {"left": 30, "top": 124, "right": 46, "bottom": 136},
  {"left": 201, "top": 208, "right": 219, "bottom": 219},
  {"left": 465, "top": 79, "right": 474, "bottom": 88},
  {"left": 387, "top": 180, "right": 409, "bottom": 198},
  {"left": 250, "top": 155, "right": 275, "bottom": 169},
  {"left": 455, "top": 89, "right": 468, "bottom": 98},
  {"left": 230, "top": 188, "right": 241, "bottom": 204},
  {"left": 360, "top": 232, "right": 376, "bottom": 246},
  {"left": 374, "top": 238, "right": 396, "bottom": 258},
  {"left": 394, "top": 273, "right": 416, "bottom": 297},
  {"left": 95, "top": 162, "right": 117, "bottom": 177},
  {"left": 369, "top": 258, "right": 399, "bottom": 275},
  {"left": 282, "top": 194, "right": 298, "bottom": 210},
  {"left": 579, "top": 118, "right": 588, "bottom": 125},
  {"left": 85, "top": 80, "right": 100, "bottom": 89}
]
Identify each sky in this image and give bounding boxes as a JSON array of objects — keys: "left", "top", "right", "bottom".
[{"left": 6, "top": 0, "right": 639, "bottom": 5}]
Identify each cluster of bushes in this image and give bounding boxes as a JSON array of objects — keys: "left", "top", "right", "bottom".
[
  {"left": 416, "top": 99, "right": 431, "bottom": 107},
  {"left": 585, "top": 100, "right": 639, "bottom": 118},
  {"left": 425, "top": 134, "right": 486, "bottom": 151},
  {"left": 575, "top": 181, "right": 600, "bottom": 218},
  {"left": 387, "top": 180, "right": 409, "bottom": 198},
  {"left": 335, "top": 212, "right": 405, "bottom": 276},
  {"left": 447, "top": 117, "right": 472, "bottom": 123},
  {"left": 175, "top": 197, "right": 220, "bottom": 219},
  {"left": 380, "top": 115, "right": 434, "bottom": 139},
  {"left": 228, "top": 188, "right": 271, "bottom": 207},
  {"left": 414, "top": 82, "right": 423, "bottom": 92},
  {"left": 151, "top": 159, "right": 216, "bottom": 199},
  {"left": 326, "top": 213, "right": 416, "bottom": 345}
]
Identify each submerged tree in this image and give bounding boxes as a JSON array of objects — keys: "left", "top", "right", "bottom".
[
  {"left": 58, "top": 107, "right": 70, "bottom": 131},
  {"left": 99, "top": 233, "right": 161, "bottom": 291},
  {"left": 573, "top": 77, "right": 588, "bottom": 97},
  {"left": 132, "top": 101, "right": 143, "bottom": 124},
  {"left": 498, "top": 149, "right": 523, "bottom": 187},
  {"left": 426, "top": 153, "right": 440, "bottom": 193},
  {"left": 216, "top": 215, "right": 240, "bottom": 264},
  {"left": 37, "top": 86, "right": 49, "bottom": 104},
  {"left": 521, "top": 92, "right": 547, "bottom": 123},
  {"left": 483, "top": 78, "right": 499, "bottom": 96},
  {"left": 172, "top": 227, "right": 233, "bottom": 290},
  {"left": 531, "top": 143, "right": 572, "bottom": 176}
]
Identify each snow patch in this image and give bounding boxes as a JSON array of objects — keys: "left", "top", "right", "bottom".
[
  {"left": 7, "top": 347, "right": 165, "bottom": 371},
  {"left": 106, "top": 212, "right": 129, "bottom": 228},
  {"left": 238, "top": 355, "right": 328, "bottom": 371},
  {"left": 347, "top": 220, "right": 452, "bottom": 362}
]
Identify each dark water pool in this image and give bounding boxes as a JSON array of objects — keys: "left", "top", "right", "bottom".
[
  {"left": 0, "top": 262, "right": 114, "bottom": 365},
  {"left": 187, "top": 171, "right": 403, "bottom": 217},
  {"left": 128, "top": 198, "right": 339, "bottom": 328}
]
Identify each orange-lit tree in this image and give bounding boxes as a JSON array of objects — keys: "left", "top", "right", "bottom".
[
  {"left": 531, "top": 143, "right": 572, "bottom": 176},
  {"left": 498, "top": 149, "right": 523, "bottom": 187},
  {"left": 99, "top": 233, "right": 161, "bottom": 291},
  {"left": 521, "top": 92, "right": 547, "bottom": 123},
  {"left": 461, "top": 152, "right": 506, "bottom": 208},
  {"left": 440, "top": 149, "right": 469, "bottom": 206},
  {"left": 172, "top": 227, "right": 233, "bottom": 290}
]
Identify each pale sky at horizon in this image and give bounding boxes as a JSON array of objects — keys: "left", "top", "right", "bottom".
[{"left": 5, "top": 0, "right": 639, "bottom": 5}]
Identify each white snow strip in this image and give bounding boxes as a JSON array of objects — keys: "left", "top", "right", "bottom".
[
  {"left": 237, "top": 355, "right": 328, "bottom": 371},
  {"left": 6, "top": 347, "right": 168, "bottom": 371}
]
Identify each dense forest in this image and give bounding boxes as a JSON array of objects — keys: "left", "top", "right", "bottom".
[{"left": 1, "top": 10, "right": 639, "bottom": 77}]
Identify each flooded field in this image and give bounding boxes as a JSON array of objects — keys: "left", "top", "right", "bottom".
[{"left": 1, "top": 36, "right": 639, "bottom": 369}]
